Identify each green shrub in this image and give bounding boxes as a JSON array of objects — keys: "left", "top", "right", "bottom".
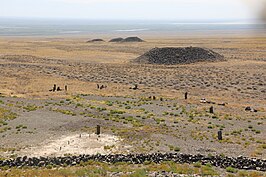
[
  {"left": 125, "top": 106, "right": 131, "bottom": 109},
  {"left": 162, "top": 112, "right": 169, "bottom": 116},
  {"left": 46, "top": 164, "right": 53, "bottom": 169},
  {"left": 106, "top": 101, "right": 113, "bottom": 106},
  {"left": 226, "top": 166, "right": 238, "bottom": 173},
  {"left": 193, "top": 161, "right": 201, "bottom": 168},
  {"left": 174, "top": 147, "right": 180, "bottom": 152},
  {"left": 207, "top": 125, "right": 213, "bottom": 129},
  {"left": 23, "top": 104, "right": 39, "bottom": 111},
  {"left": 110, "top": 110, "right": 125, "bottom": 114}
]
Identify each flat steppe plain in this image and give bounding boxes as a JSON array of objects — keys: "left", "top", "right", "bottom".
[{"left": 0, "top": 35, "right": 265, "bottom": 176}]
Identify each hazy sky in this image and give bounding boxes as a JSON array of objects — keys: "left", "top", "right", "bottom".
[{"left": 0, "top": 0, "right": 262, "bottom": 21}]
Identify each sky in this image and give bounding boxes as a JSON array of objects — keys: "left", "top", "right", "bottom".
[{"left": 0, "top": 0, "right": 264, "bottom": 22}]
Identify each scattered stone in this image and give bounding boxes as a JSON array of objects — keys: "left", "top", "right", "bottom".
[
  {"left": 97, "top": 84, "right": 107, "bottom": 90},
  {"left": 245, "top": 106, "right": 258, "bottom": 112},
  {"left": 245, "top": 107, "right": 252, "bottom": 111},
  {"left": 200, "top": 98, "right": 207, "bottom": 103},
  {"left": 130, "top": 84, "right": 138, "bottom": 90},
  {"left": 57, "top": 87, "right": 62, "bottom": 91},
  {"left": 206, "top": 101, "right": 216, "bottom": 104},
  {"left": 49, "top": 84, "right": 65, "bottom": 92},
  {"left": 200, "top": 98, "right": 216, "bottom": 104},
  {"left": 218, "top": 102, "right": 227, "bottom": 106},
  {"left": 133, "top": 47, "right": 224, "bottom": 65}
]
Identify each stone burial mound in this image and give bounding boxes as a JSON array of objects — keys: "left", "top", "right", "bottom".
[
  {"left": 109, "top": 37, "right": 124, "bottom": 42},
  {"left": 109, "top": 37, "right": 144, "bottom": 42},
  {"left": 132, "top": 47, "right": 224, "bottom": 65},
  {"left": 87, "top": 39, "right": 105, "bottom": 43},
  {"left": 122, "top": 37, "right": 144, "bottom": 42}
]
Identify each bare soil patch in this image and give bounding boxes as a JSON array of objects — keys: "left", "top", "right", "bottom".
[{"left": 17, "top": 133, "right": 124, "bottom": 157}]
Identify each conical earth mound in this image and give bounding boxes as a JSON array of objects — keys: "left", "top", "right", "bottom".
[{"left": 133, "top": 47, "right": 224, "bottom": 65}]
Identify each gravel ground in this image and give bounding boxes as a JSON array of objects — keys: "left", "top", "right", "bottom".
[{"left": 0, "top": 94, "right": 265, "bottom": 159}]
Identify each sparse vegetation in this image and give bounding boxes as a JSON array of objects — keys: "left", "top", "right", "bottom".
[
  {"left": 23, "top": 104, "right": 40, "bottom": 112},
  {"left": 226, "top": 166, "right": 238, "bottom": 173},
  {"left": 0, "top": 108, "right": 17, "bottom": 120},
  {"left": 0, "top": 36, "right": 265, "bottom": 176}
]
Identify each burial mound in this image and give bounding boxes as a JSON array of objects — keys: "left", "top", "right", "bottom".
[
  {"left": 121, "top": 37, "right": 144, "bottom": 42},
  {"left": 133, "top": 47, "right": 224, "bottom": 65},
  {"left": 87, "top": 39, "right": 105, "bottom": 42},
  {"left": 109, "top": 37, "right": 124, "bottom": 42}
]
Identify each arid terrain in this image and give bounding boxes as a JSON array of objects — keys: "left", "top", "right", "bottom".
[{"left": 0, "top": 35, "right": 265, "bottom": 176}]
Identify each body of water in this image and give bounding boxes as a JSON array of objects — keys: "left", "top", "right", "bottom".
[{"left": 0, "top": 18, "right": 264, "bottom": 36}]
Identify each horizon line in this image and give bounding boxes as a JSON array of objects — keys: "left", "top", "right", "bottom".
[{"left": 0, "top": 16, "right": 258, "bottom": 22}]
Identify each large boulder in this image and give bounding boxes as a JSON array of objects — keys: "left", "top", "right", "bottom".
[{"left": 132, "top": 47, "right": 224, "bottom": 65}]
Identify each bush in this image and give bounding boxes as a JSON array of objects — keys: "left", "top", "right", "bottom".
[
  {"left": 110, "top": 110, "right": 125, "bottom": 114},
  {"left": 23, "top": 104, "right": 39, "bottom": 111},
  {"left": 174, "top": 147, "right": 180, "bottom": 152},
  {"left": 46, "top": 164, "right": 53, "bottom": 169},
  {"left": 193, "top": 161, "right": 201, "bottom": 168},
  {"left": 207, "top": 125, "right": 213, "bottom": 129},
  {"left": 125, "top": 106, "right": 131, "bottom": 109},
  {"left": 106, "top": 101, "right": 113, "bottom": 106}
]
